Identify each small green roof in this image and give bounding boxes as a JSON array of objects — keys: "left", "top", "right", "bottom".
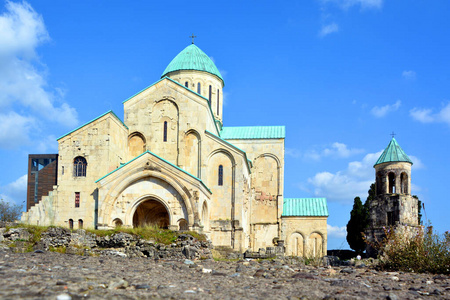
[
  {"left": 161, "top": 44, "right": 224, "bottom": 83},
  {"left": 282, "top": 198, "right": 328, "bottom": 217},
  {"left": 374, "top": 138, "right": 413, "bottom": 166},
  {"left": 220, "top": 126, "right": 285, "bottom": 139}
]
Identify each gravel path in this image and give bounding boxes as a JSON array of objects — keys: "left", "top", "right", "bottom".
[{"left": 0, "top": 249, "right": 448, "bottom": 299}]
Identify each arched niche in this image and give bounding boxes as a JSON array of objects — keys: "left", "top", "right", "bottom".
[
  {"left": 152, "top": 99, "right": 179, "bottom": 165},
  {"left": 308, "top": 232, "right": 324, "bottom": 257},
  {"left": 128, "top": 132, "right": 146, "bottom": 158},
  {"left": 288, "top": 232, "right": 304, "bottom": 257},
  {"left": 207, "top": 150, "right": 234, "bottom": 220},
  {"left": 184, "top": 130, "right": 201, "bottom": 178},
  {"left": 178, "top": 218, "right": 188, "bottom": 231}
]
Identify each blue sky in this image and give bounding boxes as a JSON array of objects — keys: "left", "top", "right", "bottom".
[{"left": 0, "top": 0, "right": 449, "bottom": 250}]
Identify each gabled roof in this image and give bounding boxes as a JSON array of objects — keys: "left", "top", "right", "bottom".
[
  {"left": 161, "top": 44, "right": 224, "bottom": 83},
  {"left": 220, "top": 126, "right": 285, "bottom": 140},
  {"left": 123, "top": 76, "right": 221, "bottom": 136},
  {"left": 282, "top": 198, "right": 328, "bottom": 217},
  {"left": 57, "top": 110, "right": 127, "bottom": 141},
  {"left": 205, "top": 130, "right": 252, "bottom": 174},
  {"left": 95, "top": 150, "right": 211, "bottom": 193},
  {"left": 374, "top": 138, "right": 413, "bottom": 166}
]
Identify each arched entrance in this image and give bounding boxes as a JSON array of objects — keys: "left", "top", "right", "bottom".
[{"left": 132, "top": 199, "right": 170, "bottom": 228}]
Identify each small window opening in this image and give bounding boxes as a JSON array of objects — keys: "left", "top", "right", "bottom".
[
  {"left": 69, "top": 219, "right": 73, "bottom": 230},
  {"left": 78, "top": 219, "right": 83, "bottom": 229},
  {"left": 217, "top": 89, "right": 220, "bottom": 115},
  {"left": 163, "top": 121, "right": 168, "bottom": 142},
  {"left": 208, "top": 85, "right": 212, "bottom": 103},
  {"left": 75, "top": 192, "right": 80, "bottom": 208},
  {"left": 185, "top": 81, "right": 189, "bottom": 88},
  {"left": 62, "top": 166, "right": 64, "bottom": 175},
  {"left": 197, "top": 82, "right": 201, "bottom": 94},
  {"left": 218, "top": 165, "right": 223, "bottom": 186}
]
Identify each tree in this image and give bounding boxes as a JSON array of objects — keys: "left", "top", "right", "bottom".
[
  {"left": 0, "top": 198, "right": 22, "bottom": 222},
  {"left": 346, "top": 196, "right": 368, "bottom": 254}
]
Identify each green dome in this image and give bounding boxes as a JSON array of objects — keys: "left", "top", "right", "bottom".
[
  {"left": 161, "top": 44, "right": 224, "bottom": 83},
  {"left": 374, "top": 138, "right": 413, "bottom": 166}
]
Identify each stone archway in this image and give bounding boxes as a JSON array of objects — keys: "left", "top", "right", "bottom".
[{"left": 132, "top": 199, "right": 170, "bottom": 228}]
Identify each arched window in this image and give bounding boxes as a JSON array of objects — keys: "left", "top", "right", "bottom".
[
  {"left": 78, "top": 219, "right": 83, "bottom": 229},
  {"left": 185, "top": 81, "right": 189, "bottom": 88},
  {"left": 388, "top": 172, "right": 396, "bottom": 193},
  {"left": 163, "top": 121, "right": 168, "bottom": 142},
  {"left": 217, "top": 89, "right": 220, "bottom": 115},
  {"left": 73, "top": 157, "right": 87, "bottom": 177},
  {"left": 400, "top": 172, "right": 408, "bottom": 194},
  {"left": 197, "top": 82, "right": 201, "bottom": 94},
  {"left": 218, "top": 165, "right": 223, "bottom": 186},
  {"left": 208, "top": 85, "right": 212, "bottom": 103},
  {"left": 69, "top": 219, "right": 73, "bottom": 230}
]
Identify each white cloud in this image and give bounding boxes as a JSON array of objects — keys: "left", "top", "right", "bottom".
[
  {"left": 371, "top": 100, "right": 401, "bottom": 118},
  {"left": 319, "top": 23, "right": 339, "bottom": 37},
  {"left": 0, "top": 111, "right": 34, "bottom": 148},
  {"left": 288, "top": 142, "right": 364, "bottom": 160},
  {"left": 410, "top": 103, "right": 450, "bottom": 126},
  {"left": 402, "top": 70, "right": 416, "bottom": 80},
  {"left": 0, "top": 0, "right": 78, "bottom": 149},
  {"left": 322, "top": 0, "right": 383, "bottom": 10},
  {"left": 323, "top": 142, "right": 364, "bottom": 158},
  {"left": 0, "top": 174, "right": 27, "bottom": 207},
  {"left": 307, "top": 151, "right": 382, "bottom": 203},
  {"left": 327, "top": 224, "right": 347, "bottom": 238},
  {"left": 409, "top": 155, "right": 424, "bottom": 170},
  {"left": 306, "top": 149, "right": 423, "bottom": 204}
]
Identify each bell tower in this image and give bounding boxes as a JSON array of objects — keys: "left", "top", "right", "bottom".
[{"left": 366, "top": 137, "right": 419, "bottom": 256}]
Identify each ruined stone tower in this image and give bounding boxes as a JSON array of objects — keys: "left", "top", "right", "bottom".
[{"left": 366, "top": 138, "right": 419, "bottom": 256}]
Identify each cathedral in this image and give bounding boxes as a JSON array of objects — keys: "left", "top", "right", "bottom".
[{"left": 22, "top": 43, "right": 328, "bottom": 256}]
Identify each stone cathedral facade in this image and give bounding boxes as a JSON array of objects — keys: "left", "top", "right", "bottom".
[{"left": 22, "top": 43, "right": 328, "bottom": 256}]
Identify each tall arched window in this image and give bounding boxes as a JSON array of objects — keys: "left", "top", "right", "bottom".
[
  {"left": 163, "top": 121, "right": 168, "bottom": 142},
  {"left": 73, "top": 157, "right": 87, "bottom": 177},
  {"left": 208, "top": 85, "right": 212, "bottom": 103},
  {"left": 69, "top": 219, "right": 73, "bottom": 230},
  {"left": 78, "top": 219, "right": 83, "bottom": 229},
  {"left": 388, "top": 172, "right": 396, "bottom": 193},
  {"left": 218, "top": 165, "right": 223, "bottom": 186},
  {"left": 400, "top": 172, "right": 408, "bottom": 194},
  {"left": 185, "top": 81, "right": 189, "bottom": 88},
  {"left": 217, "top": 89, "right": 220, "bottom": 115},
  {"left": 197, "top": 82, "right": 201, "bottom": 94}
]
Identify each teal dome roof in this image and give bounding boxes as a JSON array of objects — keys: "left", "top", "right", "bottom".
[
  {"left": 161, "top": 44, "right": 224, "bottom": 83},
  {"left": 374, "top": 138, "right": 413, "bottom": 166}
]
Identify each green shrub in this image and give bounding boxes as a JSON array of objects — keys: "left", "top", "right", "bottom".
[{"left": 371, "top": 225, "right": 450, "bottom": 274}]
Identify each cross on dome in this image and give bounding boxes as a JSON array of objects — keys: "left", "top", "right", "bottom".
[{"left": 189, "top": 34, "right": 197, "bottom": 44}]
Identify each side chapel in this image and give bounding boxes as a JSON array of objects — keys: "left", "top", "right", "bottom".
[{"left": 22, "top": 43, "right": 328, "bottom": 256}]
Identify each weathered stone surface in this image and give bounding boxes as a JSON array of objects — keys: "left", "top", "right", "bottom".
[{"left": 0, "top": 249, "right": 447, "bottom": 299}]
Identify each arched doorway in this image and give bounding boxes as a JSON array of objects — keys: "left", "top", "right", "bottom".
[{"left": 132, "top": 199, "right": 170, "bottom": 228}]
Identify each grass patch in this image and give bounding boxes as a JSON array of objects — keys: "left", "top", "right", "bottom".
[
  {"left": 369, "top": 225, "right": 450, "bottom": 274},
  {"left": 49, "top": 246, "right": 66, "bottom": 254}
]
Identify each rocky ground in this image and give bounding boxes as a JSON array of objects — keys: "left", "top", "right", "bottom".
[{"left": 0, "top": 249, "right": 448, "bottom": 300}]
